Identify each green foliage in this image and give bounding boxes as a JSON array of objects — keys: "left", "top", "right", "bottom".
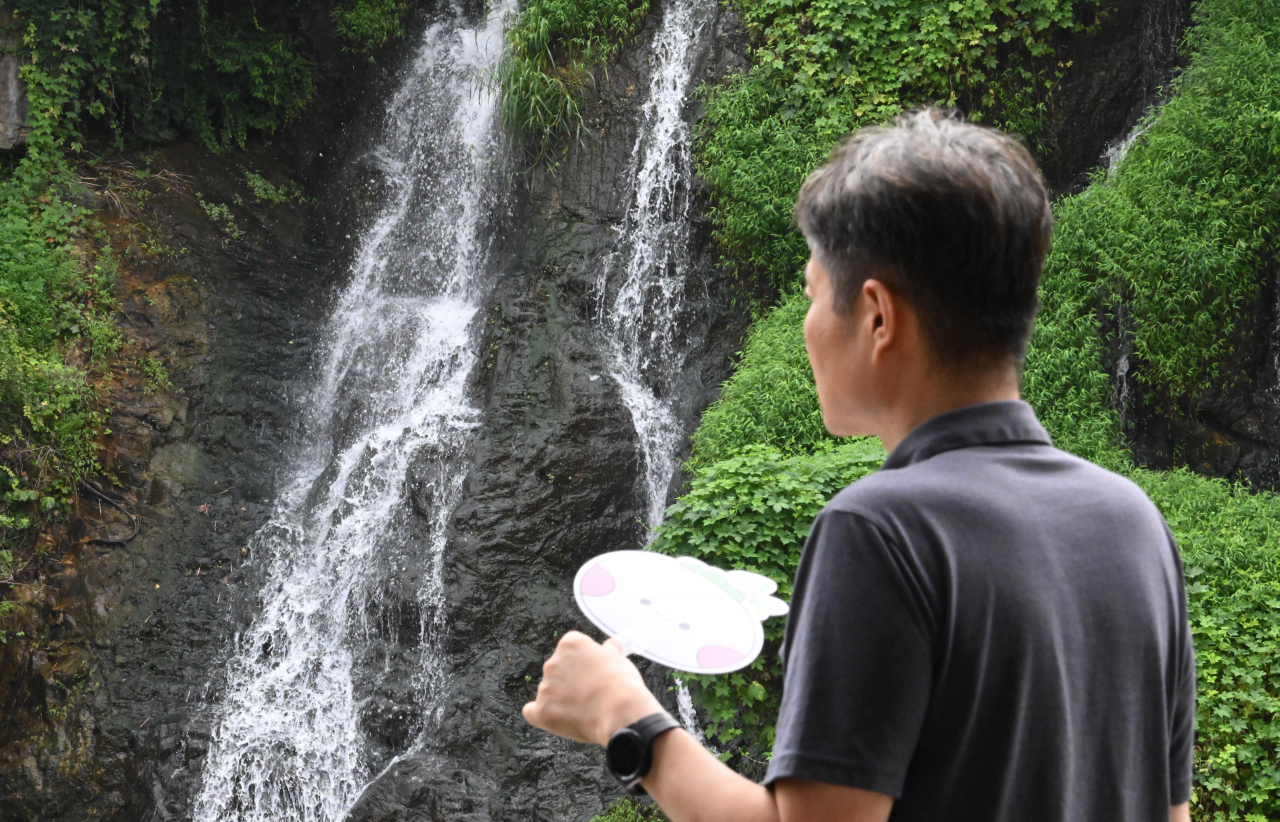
[
  {"left": 196, "top": 193, "right": 241, "bottom": 239},
  {"left": 332, "top": 0, "right": 409, "bottom": 53},
  {"left": 0, "top": 169, "right": 118, "bottom": 502},
  {"left": 1133, "top": 468, "right": 1280, "bottom": 820},
  {"left": 495, "top": 0, "right": 648, "bottom": 156},
  {"left": 697, "top": 0, "right": 1083, "bottom": 288},
  {"left": 590, "top": 798, "right": 666, "bottom": 822},
  {"left": 0, "top": 544, "right": 18, "bottom": 642},
  {"left": 13, "top": 0, "right": 316, "bottom": 154},
  {"left": 1030, "top": 0, "right": 1280, "bottom": 408},
  {"left": 651, "top": 440, "right": 884, "bottom": 752},
  {"left": 674, "top": 0, "right": 1280, "bottom": 814},
  {"left": 243, "top": 168, "right": 305, "bottom": 204},
  {"left": 140, "top": 353, "right": 171, "bottom": 394},
  {"left": 690, "top": 291, "right": 833, "bottom": 469}
]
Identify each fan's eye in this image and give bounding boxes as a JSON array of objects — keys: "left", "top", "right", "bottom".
[{"left": 640, "top": 598, "right": 652, "bottom": 606}]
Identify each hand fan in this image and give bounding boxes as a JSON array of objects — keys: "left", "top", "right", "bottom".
[{"left": 574, "top": 551, "right": 789, "bottom": 674}]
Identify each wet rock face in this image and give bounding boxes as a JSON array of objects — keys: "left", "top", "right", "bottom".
[
  {"left": 0, "top": 142, "right": 343, "bottom": 818},
  {"left": 1040, "top": 0, "right": 1191, "bottom": 194},
  {"left": 0, "top": 6, "right": 28, "bottom": 150},
  {"left": 1126, "top": 262, "right": 1280, "bottom": 491}
]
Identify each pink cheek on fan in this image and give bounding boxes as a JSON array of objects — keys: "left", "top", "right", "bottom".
[
  {"left": 696, "top": 645, "right": 745, "bottom": 669},
  {"left": 580, "top": 564, "right": 616, "bottom": 597}
]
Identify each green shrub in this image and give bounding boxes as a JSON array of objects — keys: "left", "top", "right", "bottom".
[
  {"left": 1135, "top": 468, "right": 1280, "bottom": 819},
  {"left": 332, "top": 0, "right": 409, "bottom": 53},
  {"left": 689, "top": 292, "right": 833, "bottom": 469},
  {"left": 1032, "top": 0, "right": 1280, "bottom": 409},
  {"left": 0, "top": 170, "right": 118, "bottom": 526},
  {"left": 697, "top": 0, "right": 1084, "bottom": 289},
  {"left": 14, "top": 0, "right": 315, "bottom": 153},
  {"left": 651, "top": 440, "right": 884, "bottom": 753},
  {"left": 140, "top": 354, "right": 172, "bottom": 394},
  {"left": 591, "top": 797, "right": 666, "bottom": 822},
  {"left": 243, "top": 169, "right": 305, "bottom": 204},
  {"left": 495, "top": 0, "right": 648, "bottom": 156}
]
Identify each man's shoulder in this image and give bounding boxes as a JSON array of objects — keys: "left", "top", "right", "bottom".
[{"left": 824, "top": 442, "right": 1162, "bottom": 526}]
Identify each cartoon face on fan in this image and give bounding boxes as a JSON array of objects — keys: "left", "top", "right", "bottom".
[{"left": 574, "top": 551, "right": 789, "bottom": 674}]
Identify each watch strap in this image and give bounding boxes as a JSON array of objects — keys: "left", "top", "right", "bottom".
[
  {"left": 631, "top": 711, "right": 681, "bottom": 743},
  {"left": 609, "top": 711, "right": 681, "bottom": 796}
]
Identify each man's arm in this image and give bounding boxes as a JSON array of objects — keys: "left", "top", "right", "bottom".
[{"left": 522, "top": 631, "right": 893, "bottom": 822}]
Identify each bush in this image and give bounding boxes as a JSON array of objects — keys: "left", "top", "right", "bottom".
[
  {"left": 697, "top": 0, "right": 1084, "bottom": 289},
  {"left": 1027, "top": 0, "right": 1280, "bottom": 409},
  {"left": 15, "top": 0, "right": 316, "bottom": 153},
  {"left": 0, "top": 166, "right": 119, "bottom": 522},
  {"left": 651, "top": 440, "right": 884, "bottom": 753},
  {"left": 495, "top": 0, "right": 648, "bottom": 156},
  {"left": 1135, "top": 468, "right": 1280, "bottom": 819},
  {"left": 332, "top": 0, "right": 410, "bottom": 53},
  {"left": 689, "top": 292, "right": 833, "bottom": 469}
]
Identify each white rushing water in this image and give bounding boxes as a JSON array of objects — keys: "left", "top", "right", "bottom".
[
  {"left": 192, "top": 6, "right": 507, "bottom": 821},
  {"left": 595, "top": 0, "right": 712, "bottom": 737},
  {"left": 596, "top": 0, "right": 709, "bottom": 530}
]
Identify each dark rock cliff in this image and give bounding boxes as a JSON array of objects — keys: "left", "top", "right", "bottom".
[
  {"left": 1127, "top": 259, "right": 1280, "bottom": 491},
  {"left": 0, "top": 138, "right": 350, "bottom": 817},
  {"left": 1040, "top": 0, "right": 1191, "bottom": 194}
]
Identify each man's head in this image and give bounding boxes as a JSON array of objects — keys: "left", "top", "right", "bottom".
[{"left": 795, "top": 109, "right": 1053, "bottom": 442}]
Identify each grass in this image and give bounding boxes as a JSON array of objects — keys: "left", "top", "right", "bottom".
[{"left": 495, "top": 0, "right": 649, "bottom": 158}]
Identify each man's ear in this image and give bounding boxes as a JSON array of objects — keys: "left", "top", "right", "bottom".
[{"left": 861, "top": 278, "right": 899, "bottom": 362}]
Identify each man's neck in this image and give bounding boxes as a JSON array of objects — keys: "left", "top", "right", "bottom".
[{"left": 876, "top": 366, "right": 1021, "bottom": 453}]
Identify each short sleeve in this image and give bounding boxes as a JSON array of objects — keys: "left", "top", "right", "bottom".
[
  {"left": 763, "top": 509, "right": 936, "bottom": 798},
  {"left": 1167, "top": 531, "right": 1196, "bottom": 805}
]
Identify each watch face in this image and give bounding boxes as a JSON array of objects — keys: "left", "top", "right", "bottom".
[{"left": 606, "top": 728, "right": 645, "bottom": 779}]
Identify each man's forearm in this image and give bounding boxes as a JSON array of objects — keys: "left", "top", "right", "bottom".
[
  {"left": 642, "top": 729, "right": 779, "bottom": 822},
  {"left": 522, "top": 632, "right": 892, "bottom": 822}
]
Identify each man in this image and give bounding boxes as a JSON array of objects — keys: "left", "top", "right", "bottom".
[{"left": 523, "top": 109, "right": 1195, "bottom": 822}]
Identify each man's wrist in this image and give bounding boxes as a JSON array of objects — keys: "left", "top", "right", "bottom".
[{"left": 595, "top": 690, "right": 664, "bottom": 746}]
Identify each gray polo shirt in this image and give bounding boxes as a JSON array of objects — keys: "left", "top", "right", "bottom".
[{"left": 764, "top": 400, "right": 1195, "bottom": 822}]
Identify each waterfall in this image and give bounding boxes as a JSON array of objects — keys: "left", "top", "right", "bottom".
[
  {"left": 596, "top": 0, "right": 709, "bottom": 530},
  {"left": 191, "top": 6, "right": 507, "bottom": 820},
  {"left": 595, "top": 0, "right": 712, "bottom": 737}
]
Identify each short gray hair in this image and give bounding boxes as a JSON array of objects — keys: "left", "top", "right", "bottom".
[{"left": 794, "top": 108, "right": 1053, "bottom": 366}]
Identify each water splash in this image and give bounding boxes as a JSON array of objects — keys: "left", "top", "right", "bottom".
[
  {"left": 595, "top": 0, "right": 712, "bottom": 739},
  {"left": 192, "top": 6, "right": 508, "bottom": 821}
]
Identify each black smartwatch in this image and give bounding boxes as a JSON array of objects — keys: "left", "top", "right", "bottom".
[{"left": 605, "top": 711, "right": 681, "bottom": 796}]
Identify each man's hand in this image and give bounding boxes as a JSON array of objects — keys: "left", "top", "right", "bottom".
[
  {"left": 522, "top": 631, "right": 665, "bottom": 746},
  {"left": 524, "top": 631, "right": 893, "bottom": 822}
]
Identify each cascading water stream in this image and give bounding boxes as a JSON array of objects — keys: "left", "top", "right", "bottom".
[
  {"left": 191, "top": 6, "right": 507, "bottom": 820},
  {"left": 596, "top": 0, "right": 707, "bottom": 530},
  {"left": 595, "top": 0, "right": 712, "bottom": 739}
]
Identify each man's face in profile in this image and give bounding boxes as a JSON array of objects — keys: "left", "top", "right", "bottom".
[{"left": 803, "top": 254, "right": 877, "bottom": 438}]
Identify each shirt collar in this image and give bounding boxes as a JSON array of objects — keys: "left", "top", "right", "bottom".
[{"left": 881, "top": 400, "right": 1053, "bottom": 470}]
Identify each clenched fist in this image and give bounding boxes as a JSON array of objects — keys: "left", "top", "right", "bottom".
[{"left": 523, "top": 631, "right": 666, "bottom": 746}]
